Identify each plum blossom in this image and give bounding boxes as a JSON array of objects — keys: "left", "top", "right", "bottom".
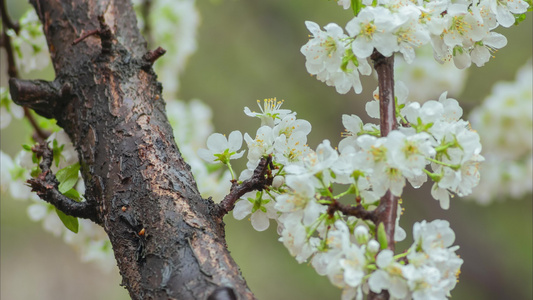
[{"left": 198, "top": 131, "right": 244, "bottom": 164}]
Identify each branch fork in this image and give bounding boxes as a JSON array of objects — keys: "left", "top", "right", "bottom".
[
  {"left": 216, "top": 155, "right": 274, "bottom": 216},
  {"left": 72, "top": 15, "right": 114, "bottom": 54},
  {"left": 28, "top": 142, "right": 100, "bottom": 224}
]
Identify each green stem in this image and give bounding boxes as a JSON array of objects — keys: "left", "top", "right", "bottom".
[{"left": 426, "top": 157, "right": 460, "bottom": 170}]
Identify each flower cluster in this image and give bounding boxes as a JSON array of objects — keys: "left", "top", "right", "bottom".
[
  {"left": 468, "top": 60, "right": 533, "bottom": 204},
  {"left": 303, "top": 0, "right": 529, "bottom": 93},
  {"left": 369, "top": 220, "right": 463, "bottom": 300},
  {"left": 198, "top": 96, "right": 474, "bottom": 298}
]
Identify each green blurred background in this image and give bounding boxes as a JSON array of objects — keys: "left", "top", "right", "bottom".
[{"left": 1, "top": 1, "right": 531, "bottom": 299}]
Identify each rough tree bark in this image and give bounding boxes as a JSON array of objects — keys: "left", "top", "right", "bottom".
[{"left": 8, "top": 0, "right": 254, "bottom": 299}]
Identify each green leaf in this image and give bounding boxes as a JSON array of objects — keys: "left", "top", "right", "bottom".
[
  {"left": 55, "top": 208, "right": 79, "bottom": 233},
  {"left": 63, "top": 188, "right": 82, "bottom": 202},
  {"left": 351, "top": 0, "right": 362, "bottom": 16},
  {"left": 52, "top": 139, "right": 65, "bottom": 167},
  {"left": 56, "top": 162, "right": 80, "bottom": 193},
  {"left": 377, "top": 222, "right": 388, "bottom": 250}
]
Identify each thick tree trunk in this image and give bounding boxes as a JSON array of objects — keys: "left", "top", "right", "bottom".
[{"left": 10, "top": 0, "right": 254, "bottom": 299}]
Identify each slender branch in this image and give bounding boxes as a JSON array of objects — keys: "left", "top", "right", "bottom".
[
  {"left": 326, "top": 199, "right": 377, "bottom": 222},
  {"left": 1, "top": 3, "right": 52, "bottom": 141},
  {"left": 0, "top": 0, "right": 19, "bottom": 32},
  {"left": 72, "top": 29, "right": 100, "bottom": 45},
  {"left": 28, "top": 142, "right": 100, "bottom": 224},
  {"left": 23, "top": 107, "right": 50, "bottom": 143},
  {"left": 71, "top": 16, "right": 113, "bottom": 54},
  {"left": 1, "top": 26, "right": 18, "bottom": 78},
  {"left": 367, "top": 51, "right": 398, "bottom": 300},
  {"left": 371, "top": 50, "right": 397, "bottom": 136},
  {"left": 217, "top": 155, "right": 274, "bottom": 216}
]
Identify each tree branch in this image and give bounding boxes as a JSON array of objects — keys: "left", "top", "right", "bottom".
[
  {"left": 368, "top": 51, "right": 398, "bottom": 300},
  {"left": 326, "top": 199, "right": 377, "bottom": 222},
  {"left": 217, "top": 155, "right": 274, "bottom": 216},
  {"left": 28, "top": 142, "right": 100, "bottom": 224},
  {"left": 9, "top": 78, "right": 64, "bottom": 119},
  {"left": 21, "top": 1, "right": 256, "bottom": 298},
  {"left": 0, "top": 0, "right": 19, "bottom": 32}
]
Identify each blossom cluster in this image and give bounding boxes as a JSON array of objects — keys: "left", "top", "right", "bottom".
[
  {"left": 302, "top": 0, "right": 529, "bottom": 94},
  {"left": 198, "top": 96, "right": 473, "bottom": 298},
  {"left": 468, "top": 60, "right": 533, "bottom": 204}
]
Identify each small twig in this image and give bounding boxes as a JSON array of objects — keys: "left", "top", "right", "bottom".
[
  {"left": 72, "top": 16, "right": 113, "bottom": 54},
  {"left": 217, "top": 155, "right": 274, "bottom": 216},
  {"left": 72, "top": 29, "right": 100, "bottom": 45},
  {"left": 23, "top": 107, "right": 50, "bottom": 143},
  {"left": 28, "top": 142, "right": 100, "bottom": 224},
  {"left": 326, "top": 199, "right": 377, "bottom": 223},
  {"left": 143, "top": 46, "right": 166, "bottom": 65}
]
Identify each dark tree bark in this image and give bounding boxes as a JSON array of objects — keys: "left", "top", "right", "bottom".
[{"left": 9, "top": 0, "right": 254, "bottom": 299}]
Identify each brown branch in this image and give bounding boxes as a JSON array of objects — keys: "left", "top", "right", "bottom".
[
  {"left": 9, "top": 78, "right": 63, "bottom": 119},
  {"left": 143, "top": 46, "right": 166, "bottom": 65},
  {"left": 28, "top": 142, "right": 100, "bottom": 224},
  {"left": 1, "top": 28, "right": 18, "bottom": 78},
  {"left": 326, "top": 199, "right": 377, "bottom": 222},
  {"left": 0, "top": 0, "right": 19, "bottom": 32},
  {"left": 217, "top": 155, "right": 274, "bottom": 216},
  {"left": 368, "top": 51, "right": 398, "bottom": 300},
  {"left": 23, "top": 107, "right": 50, "bottom": 143},
  {"left": 1, "top": 6, "right": 52, "bottom": 142}
]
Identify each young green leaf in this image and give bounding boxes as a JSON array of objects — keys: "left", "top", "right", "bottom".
[
  {"left": 56, "top": 162, "right": 80, "bottom": 193},
  {"left": 55, "top": 208, "right": 79, "bottom": 233},
  {"left": 377, "top": 222, "right": 388, "bottom": 250},
  {"left": 63, "top": 188, "right": 82, "bottom": 202}
]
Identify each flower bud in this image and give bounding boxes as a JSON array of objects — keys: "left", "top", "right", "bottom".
[
  {"left": 367, "top": 240, "right": 380, "bottom": 254},
  {"left": 354, "top": 225, "right": 369, "bottom": 244},
  {"left": 272, "top": 175, "right": 285, "bottom": 188}
]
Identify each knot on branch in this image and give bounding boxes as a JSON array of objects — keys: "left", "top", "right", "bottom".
[
  {"left": 72, "top": 15, "right": 114, "bottom": 54},
  {"left": 27, "top": 142, "right": 101, "bottom": 224},
  {"left": 216, "top": 155, "right": 274, "bottom": 217}
]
